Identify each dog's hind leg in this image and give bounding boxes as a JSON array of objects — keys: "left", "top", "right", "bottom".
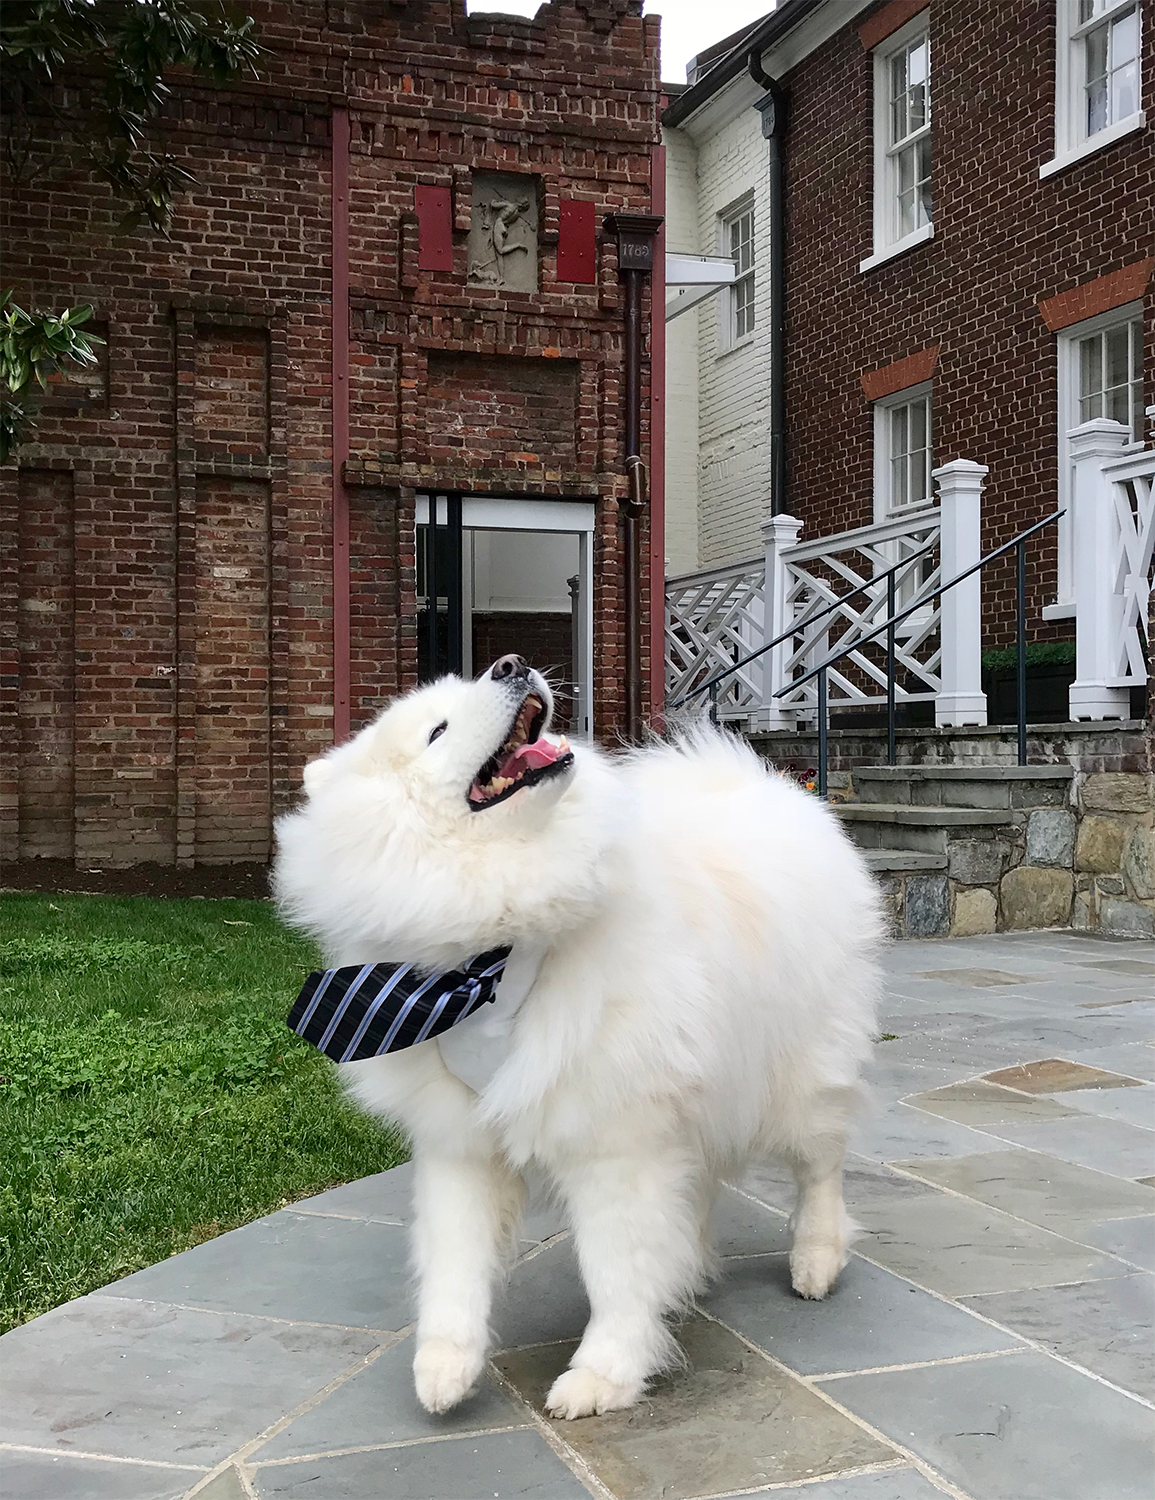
[
  {"left": 411, "top": 1138, "right": 524, "bottom": 1413},
  {"left": 544, "top": 1144, "right": 704, "bottom": 1420},
  {"left": 782, "top": 1124, "right": 854, "bottom": 1301}
]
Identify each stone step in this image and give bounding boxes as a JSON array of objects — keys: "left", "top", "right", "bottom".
[
  {"left": 852, "top": 764, "right": 1074, "bottom": 811},
  {"left": 836, "top": 802, "right": 1016, "bottom": 853},
  {"left": 861, "top": 849, "right": 948, "bottom": 873}
]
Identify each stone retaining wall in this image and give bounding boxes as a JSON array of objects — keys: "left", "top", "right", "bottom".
[{"left": 862, "top": 771, "right": 1154, "bottom": 941}]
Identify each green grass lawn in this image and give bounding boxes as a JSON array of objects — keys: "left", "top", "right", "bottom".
[{"left": 0, "top": 892, "right": 406, "bottom": 1333}]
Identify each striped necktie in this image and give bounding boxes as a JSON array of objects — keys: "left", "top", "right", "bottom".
[{"left": 287, "top": 947, "right": 512, "bottom": 1064}]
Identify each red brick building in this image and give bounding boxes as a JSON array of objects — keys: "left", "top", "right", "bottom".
[
  {"left": 1, "top": 0, "right": 663, "bottom": 873},
  {"left": 663, "top": 0, "right": 1152, "bottom": 713}
]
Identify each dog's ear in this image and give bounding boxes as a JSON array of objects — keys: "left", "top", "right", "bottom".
[{"left": 302, "top": 756, "right": 335, "bottom": 797}]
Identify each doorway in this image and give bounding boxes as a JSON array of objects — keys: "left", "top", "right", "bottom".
[{"left": 416, "top": 495, "right": 595, "bottom": 737}]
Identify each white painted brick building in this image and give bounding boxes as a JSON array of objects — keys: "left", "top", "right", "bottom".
[{"left": 664, "top": 99, "right": 773, "bottom": 573}]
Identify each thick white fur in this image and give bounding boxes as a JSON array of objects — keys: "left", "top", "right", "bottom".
[{"left": 273, "top": 668, "right": 883, "bottom": 1420}]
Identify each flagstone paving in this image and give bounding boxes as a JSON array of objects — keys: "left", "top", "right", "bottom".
[{"left": 2, "top": 931, "right": 1153, "bottom": 1500}]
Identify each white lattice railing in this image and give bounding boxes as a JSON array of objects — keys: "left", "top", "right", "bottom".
[
  {"left": 1104, "top": 445, "right": 1154, "bottom": 685},
  {"left": 665, "top": 460, "right": 989, "bottom": 729},
  {"left": 1070, "top": 418, "right": 1154, "bottom": 721},
  {"left": 665, "top": 554, "right": 765, "bottom": 717},
  {"left": 774, "top": 508, "right": 943, "bottom": 714}
]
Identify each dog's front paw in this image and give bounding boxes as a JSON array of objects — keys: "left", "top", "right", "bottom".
[
  {"left": 413, "top": 1337, "right": 485, "bottom": 1414},
  {"left": 790, "top": 1237, "right": 848, "bottom": 1300},
  {"left": 545, "top": 1366, "right": 638, "bottom": 1420}
]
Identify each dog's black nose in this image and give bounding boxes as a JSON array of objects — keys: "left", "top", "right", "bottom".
[{"left": 491, "top": 653, "right": 529, "bottom": 682}]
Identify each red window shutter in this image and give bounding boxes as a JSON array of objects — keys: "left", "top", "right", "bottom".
[
  {"left": 414, "top": 185, "right": 453, "bottom": 272},
  {"left": 557, "top": 199, "right": 596, "bottom": 284}
]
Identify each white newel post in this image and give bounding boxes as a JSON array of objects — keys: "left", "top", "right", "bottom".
[
  {"left": 1068, "top": 417, "right": 1132, "bottom": 720},
  {"left": 933, "top": 459, "right": 988, "bottom": 726},
  {"left": 754, "top": 511, "right": 802, "bottom": 728}
]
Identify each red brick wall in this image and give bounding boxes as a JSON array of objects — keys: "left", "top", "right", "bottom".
[
  {"left": 782, "top": 0, "right": 1154, "bottom": 646},
  {"left": 0, "top": 0, "right": 660, "bottom": 869},
  {"left": 16, "top": 470, "right": 75, "bottom": 861},
  {"left": 472, "top": 610, "right": 575, "bottom": 722},
  {"left": 425, "top": 354, "right": 580, "bottom": 471}
]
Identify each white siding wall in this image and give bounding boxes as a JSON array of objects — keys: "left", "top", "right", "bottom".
[
  {"left": 694, "top": 106, "right": 772, "bottom": 566},
  {"left": 663, "top": 125, "right": 701, "bottom": 575}
]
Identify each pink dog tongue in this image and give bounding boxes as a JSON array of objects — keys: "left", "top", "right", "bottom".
[{"left": 497, "top": 738, "right": 562, "bottom": 780}]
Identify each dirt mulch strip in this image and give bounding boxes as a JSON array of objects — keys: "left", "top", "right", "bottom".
[{"left": 1, "top": 860, "right": 271, "bottom": 901}]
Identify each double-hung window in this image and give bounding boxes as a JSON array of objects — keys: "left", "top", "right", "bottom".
[
  {"left": 874, "top": 384, "right": 935, "bottom": 608},
  {"left": 719, "top": 199, "right": 755, "bottom": 350},
  {"left": 1046, "top": 0, "right": 1144, "bottom": 174},
  {"left": 864, "top": 14, "right": 932, "bottom": 270},
  {"left": 1049, "top": 305, "right": 1144, "bottom": 614},
  {"left": 877, "top": 386, "right": 933, "bottom": 516}
]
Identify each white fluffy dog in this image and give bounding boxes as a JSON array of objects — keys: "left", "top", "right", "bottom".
[{"left": 273, "top": 655, "right": 883, "bottom": 1420}]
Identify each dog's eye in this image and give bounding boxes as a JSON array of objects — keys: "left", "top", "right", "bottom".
[{"left": 428, "top": 721, "right": 448, "bottom": 745}]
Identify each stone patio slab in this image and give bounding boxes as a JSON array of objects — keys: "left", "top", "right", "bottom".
[
  {"left": 963, "top": 1272, "right": 1155, "bottom": 1400},
  {"left": 0, "top": 1451, "right": 198, "bottom": 1500},
  {"left": 0, "top": 1295, "right": 380, "bottom": 1465},
  {"left": 983, "top": 1057, "right": 1145, "bottom": 1092},
  {"left": 290, "top": 1163, "right": 568, "bottom": 1247},
  {"left": 1059, "top": 1084, "right": 1155, "bottom": 1129},
  {"left": 494, "top": 1238, "right": 589, "bottom": 1352},
  {"left": 850, "top": 1102, "right": 1001, "bottom": 1162},
  {"left": 914, "top": 967, "right": 1033, "bottom": 987},
  {"left": 494, "top": 1315, "right": 896, "bottom": 1500},
  {"left": 105, "top": 1211, "right": 412, "bottom": 1331},
  {"left": 819, "top": 1350, "right": 1155, "bottom": 1500},
  {"left": 710, "top": 1184, "right": 794, "bottom": 1257},
  {"left": 287, "top": 1165, "right": 412, "bottom": 1225},
  {"left": 740, "top": 1156, "right": 938, "bottom": 1216},
  {"left": 852, "top": 1192, "right": 1129, "bottom": 1296},
  {"left": 1065, "top": 1043, "right": 1155, "bottom": 1082},
  {"left": 251, "top": 1428, "right": 590, "bottom": 1499},
  {"left": 703, "top": 1252, "right": 1022, "bottom": 1376},
  {"left": 890, "top": 1148, "right": 1155, "bottom": 1233},
  {"left": 980, "top": 1114, "right": 1155, "bottom": 1178},
  {"left": 254, "top": 1335, "right": 526, "bottom": 1461},
  {"left": 711, "top": 1471, "right": 954, "bottom": 1500},
  {"left": 1080, "top": 1214, "right": 1155, "bottom": 1271},
  {"left": 903, "top": 1080, "right": 1082, "bottom": 1125}
]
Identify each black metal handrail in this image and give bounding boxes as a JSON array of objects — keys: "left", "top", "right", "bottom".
[
  {"left": 669, "top": 507, "right": 1064, "bottom": 796},
  {"left": 773, "top": 508, "right": 1063, "bottom": 794},
  {"left": 667, "top": 536, "right": 939, "bottom": 713}
]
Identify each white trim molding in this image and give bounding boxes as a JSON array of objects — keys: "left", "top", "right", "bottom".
[
  {"left": 1046, "top": 0, "right": 1144, "bottom": 176},
  {"left": 866, "top": 10, "right": 933, "bottom": 267},
  {"left": 1053, "top": 298, "right": 1144, "bottom": 612},
  {"left": 860, "top": 221, "right": 935, "bottom": 274}
]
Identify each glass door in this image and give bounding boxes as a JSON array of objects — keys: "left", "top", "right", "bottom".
[{"left": 416, "top": 495, "right": 595, "bottom": 737}]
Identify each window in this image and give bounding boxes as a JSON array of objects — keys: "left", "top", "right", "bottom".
[
  {"left": 719, "top": 199, "right": 755, "bottom": 349},
  {"left": 874, "top": 385, "right": 934, "bottom": 609},
  {"left": 1046, "top": 0, "right": 1144, "bottom": 175},
  {"left": 876, "top": 387, "right": 933, "bottom": 515},
  {"left": 1049, "top": 304, "right": 1144, "bottom": 613},
  {"left": 1075, "top": 313, "right": 1145, "bottom": 435},
  {"left": 864, "top": 14, "right": 932, "bottom": 270}
]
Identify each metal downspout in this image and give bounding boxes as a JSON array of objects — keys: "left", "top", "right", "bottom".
[
  {"left": 331, "top": 105, "right": 351, "bottom": 743},
  {"left": 748, "top": 48, "right": 788, "bottom": 517}
]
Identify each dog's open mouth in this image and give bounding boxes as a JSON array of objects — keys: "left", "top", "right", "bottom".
[{"left": 468, "top": 692, "right": 574, "bottom": 810}]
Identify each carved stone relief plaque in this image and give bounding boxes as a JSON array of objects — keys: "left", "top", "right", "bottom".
[{"left": 468, "top": 172, "right": 540, "bottom": 292}]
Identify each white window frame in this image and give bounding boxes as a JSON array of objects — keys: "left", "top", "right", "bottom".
[
  {"left": 861, "top": 11, "right": 933, "bottom": 273},
  {"left": 873, "top": 382, "right": 935, "bottom": 619},
  {"left": 716, "top": 194, "right": 756, "bottom": 354},
  {"left": 873, "top": 381, "right": 935, "bottom": 523},
  {"left": 1044, "top": 301, "right": 1144, "bottom": 618},
  {"left": 1043, "top": 0, "right": 1145, "bottom": 177}
]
